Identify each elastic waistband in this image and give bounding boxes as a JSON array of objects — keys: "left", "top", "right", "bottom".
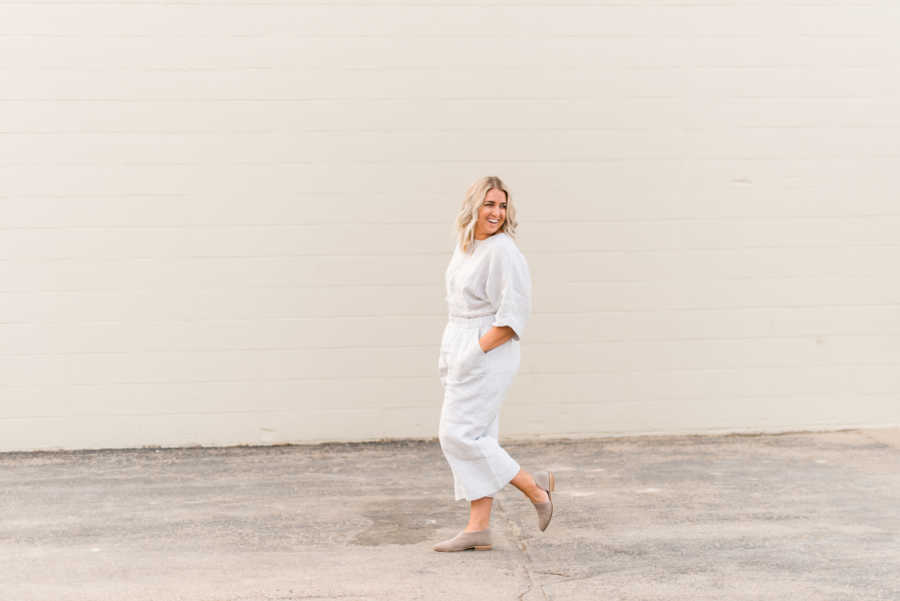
[{"left": 448, "top": 314, "right": 496, "bottom": 327}]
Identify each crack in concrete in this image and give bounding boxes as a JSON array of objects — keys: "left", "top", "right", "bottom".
[{"left": 494, "top": 497, "right": 549, "bottom": 601}]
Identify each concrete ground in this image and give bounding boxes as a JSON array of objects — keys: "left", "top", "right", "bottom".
[{"left": 1, "top": 429, "right": 899, "bottom": 601}]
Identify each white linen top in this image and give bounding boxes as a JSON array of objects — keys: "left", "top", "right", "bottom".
[{"left": 444, "top": 232, "right": 532, "bottom": 341}]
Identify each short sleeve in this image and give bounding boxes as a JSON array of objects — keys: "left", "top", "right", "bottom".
[{"left": 484, "top": 241, "right": 532, "bottom": 341}]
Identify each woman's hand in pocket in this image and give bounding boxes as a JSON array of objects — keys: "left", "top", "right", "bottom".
[{"left": 479, "top": 325, "right": 516, "bottom": 354}]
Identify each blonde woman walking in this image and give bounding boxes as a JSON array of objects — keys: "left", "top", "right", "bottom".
[{"left": 433, "top": 176, "right": 555, "bottom": 553}]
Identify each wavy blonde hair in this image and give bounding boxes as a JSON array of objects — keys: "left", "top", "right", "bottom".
[{"left": 455, "top": 176, "right": 518, "bottom": 253}]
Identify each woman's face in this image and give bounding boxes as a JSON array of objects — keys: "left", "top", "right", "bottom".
[{"left": 474, "top": 188, "right": 508, "bottom": 239}]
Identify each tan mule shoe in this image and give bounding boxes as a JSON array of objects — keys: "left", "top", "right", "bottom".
[
  {"left": 432, "top": 528, "right": 492, "bottom": 552},
  {"left": 531, "top": 470, "right": 555, "bottom": 532}
]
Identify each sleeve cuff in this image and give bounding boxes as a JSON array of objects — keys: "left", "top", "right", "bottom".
[{"left": 492, "top": 318, "right": 523, "bottom": 342}]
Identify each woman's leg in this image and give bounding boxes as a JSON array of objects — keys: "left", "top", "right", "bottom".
[
  {"left": 437, "top": 469, "right": 553, "bottom": 550},
  {"left": 464, "top": 496, "right": 493, "bottom": 532},
  {"left": 509, "top": 469, "right": 550, "bottom": 504},
  {"left": 463, "top": 469, "right": 549, "bottom": 531}
]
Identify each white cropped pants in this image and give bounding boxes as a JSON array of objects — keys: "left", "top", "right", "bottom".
[{"left": 438, "top": 314, "right": 521, "bottom": 501}]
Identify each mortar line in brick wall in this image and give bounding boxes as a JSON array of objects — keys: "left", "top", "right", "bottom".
[
  {"left": 2, "top": 243, "right": 900, "bottom": 260},
  {"left": 0, "top": 302, "right": 898, "bottom": 315},
  {"left": 4, "top": 214, "right": 900, "bottom": 228},
  {"left": 1, "top": 362, "right": 899, "bottom": 389},
  {"left": 3, "top": 328, "right": 900, "bottom": 354},
  {"left": 1, "top": 304, "right": 899, "bottom": 326}
]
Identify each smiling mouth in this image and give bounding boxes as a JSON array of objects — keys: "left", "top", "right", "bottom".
[{"left": 487, "top": 219, "right": 500, "bottom": 224}]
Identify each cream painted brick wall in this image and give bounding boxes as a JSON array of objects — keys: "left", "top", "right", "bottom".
[{"left": 1, "top": 3, "right": 899, "bottom": 451}]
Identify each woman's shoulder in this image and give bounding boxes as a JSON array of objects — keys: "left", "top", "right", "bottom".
[
  {"left": 485, "top": 231, "right": 512, "bottom": 246},
  {"left": 487, "top": 232, "right": 526, "bottom": 260},
  {"left": 496, "top": 231, "right": 523, "bottom": 250}
]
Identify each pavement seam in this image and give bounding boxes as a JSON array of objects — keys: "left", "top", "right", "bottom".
[{"left": 494, "top": 496, "right": 550, "bottom": 601}]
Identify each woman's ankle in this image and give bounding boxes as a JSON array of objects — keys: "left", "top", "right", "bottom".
[{"left": 526, "top": 485, "right": 549, "bottom": 503}]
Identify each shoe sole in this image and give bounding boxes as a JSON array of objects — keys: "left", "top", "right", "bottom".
[
  {"left": 543, "top": 471, "right": 555, "bottom": 532},
  {"left": 435, "top": 545, "right": 492, "bottom": 552}
]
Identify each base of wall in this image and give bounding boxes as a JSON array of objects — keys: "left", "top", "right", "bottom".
[{"left": 2, "top": 420, "right": 897, "bottom": 454}]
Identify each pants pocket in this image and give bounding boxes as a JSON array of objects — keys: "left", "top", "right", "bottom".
[
  {"left": 446, "top": 326, "right": 486, "bottom": 383},
  {"left": 469, "top": 327, "right": 487, "bottom": 368},
  {"left": 438, "top": 351, "right": 449, "bottom": 388},
  {"left": 474, "top": 326, "right": 486, "bottom": 355},
  {"left": 438, "top": 324, "right": 450, "bottom": 387}
]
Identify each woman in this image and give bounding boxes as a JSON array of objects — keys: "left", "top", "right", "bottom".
[{"left": 433, "top": 176, "right": 556, "bottom": 553}]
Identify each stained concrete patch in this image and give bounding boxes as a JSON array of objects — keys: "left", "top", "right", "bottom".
[
  {"left": 863, "top": 427, "right": 900, "bottom": 449},
  {"left": 351, "top": 499, "right": 453, "bottom": 546}
]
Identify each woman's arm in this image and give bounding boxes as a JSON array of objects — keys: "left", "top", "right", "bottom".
[
  {"left": 479, "top": 325, "right": 517, "bottom": 353},
  {"left": 484, "top": 240, "right": 531, "bottom": 344}
]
